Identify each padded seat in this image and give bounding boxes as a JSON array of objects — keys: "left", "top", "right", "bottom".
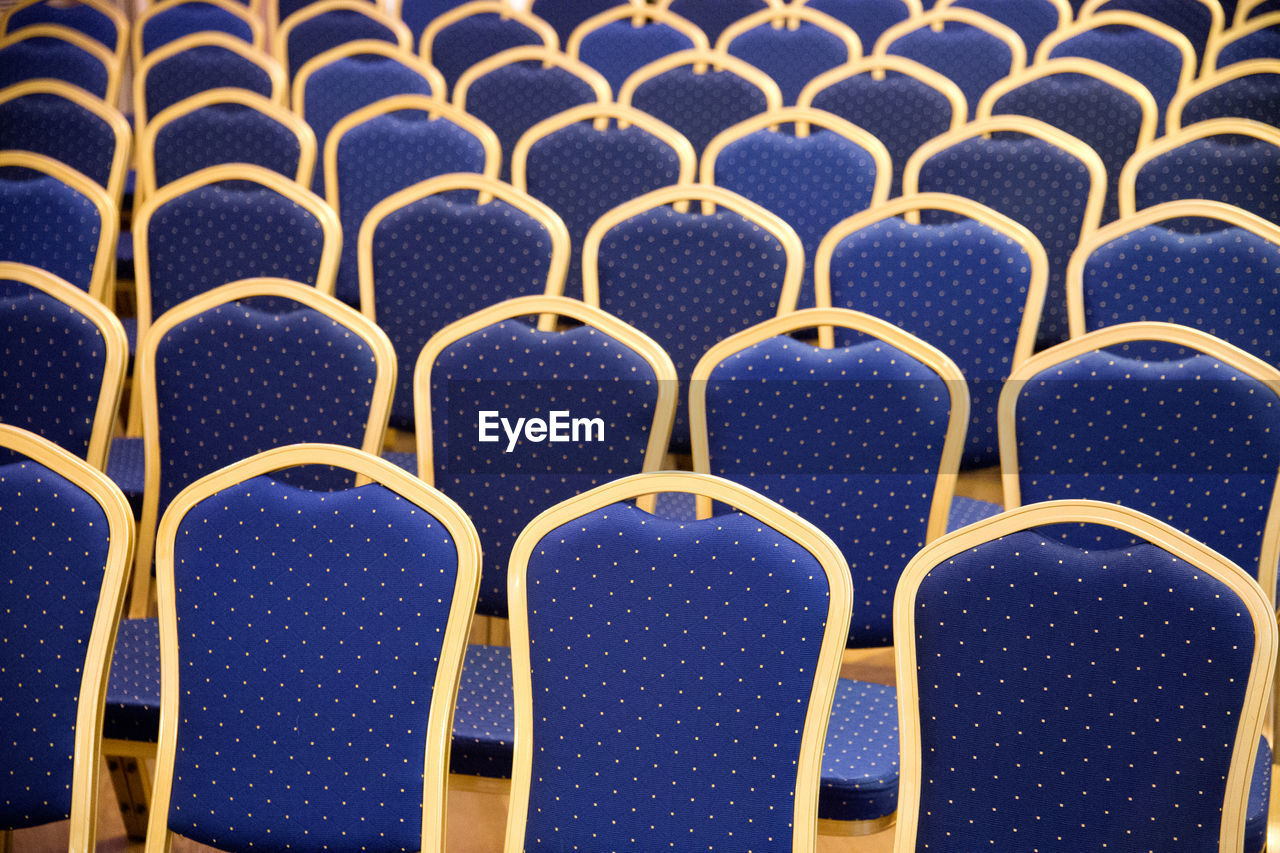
[
  {"left": 946, "top": 496, "right": 1002, "bottom": 531},
  {"left": 103, "top": 617, "right": 160, "bottom": 742},
  {"left": 104, "top": 434, "right": 144, "bottom": 513}
]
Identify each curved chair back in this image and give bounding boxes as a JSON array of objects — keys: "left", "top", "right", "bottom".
[
  {"left": 414, "top": 295, "right": 676, "bottom": 616},
  {"left": 1236, "top": 0, "right": 1280, "bottom": 23},
  {"left": 690, "top": 308, "right": 967, "bottom": 646},
  {"left": 132, "top": 0, "right": 263, "bottom": 72},
  {"left": 0, "top": 424, "right": 133, "bottom": 852},
  {"left": 815, "top": 193, "right": 1048, "bottom": 467},
  {"left": 1, "top": 0, "right": 127, "bottom": 64},
  {"left": 420, "top": 0, "right": 557, "bottom": 94},
  {"left": 274, "top": 0, "right": 412, "bottom": 79},
  {"left": 1169, "top": 59, "right": 1280, "bottom": 132},
  {"left": 145, "top": 444, "right": 477, "bottom": 853},
  {"left": 795, "top": 0, "right": 919, "bottom": 55},
  {"left": 658, "top": 0, "right": 784, "bottom": 43},
  {"left": 716, "top": 6, "right": 862, "bottom": 104},
  {"left": 1209, "top": 11, "right": 1280, "bottom": 69},
  {"left": 935, "top": 0, "right": 1070, "bottom": 54},
  {"left": 390, "top": 0, "right": 467, "bottom": 41},
  {"left": 0, "top": 24, "right": 117, "bottom": 104},
  {"left": 894, "top": 499, "right": 1276, "bottom": 852},
  {"left": 566, "top": 4, "right": 708, "bottom": 93},
  {"left": 530, "top": 0, "right": 627, "bottom": 45},
  {"left": 1078, "top": 0, "right": 1225, "bottom": 73}
]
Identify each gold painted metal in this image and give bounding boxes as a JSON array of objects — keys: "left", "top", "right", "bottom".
[
  {"left": 421, "top": 0, "right": 558, "bottom": 65},
  {"left": 1035, "top": 10, "right": 1197, "bottom": 94},
  {"left": 273, "top": 0, "right": 412, "bottom": 68},
  {"left": 616, "top": 47, "right": 783, "bottom": 111},
  {"left": 1168, "top": 58, "right": 1280, "bottom": 131},
  {"left": 131, "top": 0, "right": 264, "bottom": 74},
  {"left": 0, "top": 0, "right": 129, "bottom": 71},
  {"left": 292, "top": 38, "right": 443, "bottom": 119},
  {"left": 1079, "top": 0, "right": 1224, "bottom": 76},
  {"left": 565, "top": 3, "right": 708, "bottom": 59},
  {"left": 453, "top": 44, "right": 611, "bottom": 112},
  {"left": 872, "top": 7, "right": 1027, "bottom": 74},
  {"left": 715, "top": 4, "right": 864, "bottom": 58},
  {"left": 0, "top": 23, "right": 120, "bottom": 107},
  {"left": 796, "top": 54, "right": 967, "bottom": 124}
]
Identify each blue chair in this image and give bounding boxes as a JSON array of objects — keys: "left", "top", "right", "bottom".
[
  {"left": 529, "top": 0, "right": 621, "bottom": 45},
  {"left": 131, "top": 0, "right": 262, "bottom": 72},
  {"left": 0, "top": 24, "right": 117, "bottom": 104},
  {"left": 327, "top": 94, "right": 497, "bottom": 306},
  {"left": 934, "top": 0, "right": 1070, "bottom": 55},
  {"left": 141, "top": 444, "right": 479, "bottom": 853},
  {"left": 273, "top": 0, "right": 412, "bottom": 79},
  {"left": 1169, "top": 60, "right": 1280, "bottom": 132},
  {"left": 511, "top": 101, "right": 696, "bottom": 301},
  {"left": 798, "top": 0, "right": 917, "bottom": 54},
  {"left": 663, "top": 0, "right": 779, "bottom": 43},
  {"left": 895, "top": 499, "right": 1275, "bottom": 852},
  {"left": 419, "top": 0, "right": 557, "bottom": 95},
  {"left": 0, "top": 0, "right": 127, "bottom": 71},
  {"left": 566, "top": 4, "right": 708, "bottom": 94},
  {"left": 0, "top": 425, "right": 132, "bottom": 852},
  {"left": 1079, "top": 0, "right": 1226, "bottom": 74},
  {"left": 716, "top": 6, "right": 861, "bottom": 104},
  {"left": 358, "top": 175, "right": 570, "bottom": 429},
  {"left": 1211, "top": 11, "right": 1280, "bottom": 68},
  {"left": 1237, "top": 0, "right": 1280, "bottom": 22},
  {"left": 815, "top": 193, "right": 1048, "bottom": 468},
  {"left": 391, "top": 0, "right": 466, "bottom": 41},
  {"left": 904, "top": 115, "right": 1107, "bottom": 348}
]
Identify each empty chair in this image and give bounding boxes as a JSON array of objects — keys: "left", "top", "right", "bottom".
[
  {"left": 131, "top": 0, "right": 262, "bottom": 71},
  {"left": 0, "top": 0, "right": 127, "bottom": 69},
  {"left": 716, "top": 6, "right": 861, "bottom": 104},
  {"left": 798, "top": 55, "right": 966, "bottom": 196},
  {"left": 795, "top": 0, "right": 918, "bottom": 53},
  {"left": 935, "top": 0, "right": 1070, "bottom": 55},
  {"left": 142, "top": 444, "right": 478, "bottom": 853},
  {"left": 359, "top": 175, "right": 570, "bottom": 428},
  {"left": 1078, "top": 0, "right": 1225, "bottom": 73},
  {"left": 1237, "top": 0, "right": 1280, "bottom": 22},
  {"left": 815, "top": 193, "right": 1048, "bottom": 467},
  {"left": 618, "top": 48, "right": 782, "bottom": 155},
  {"left": 904, "top": 115, "right": 1106, "bottom": 347},
  {"left": 0, "top": 24, "right": 118, "bottom": 104},
  {"left": 895, "top": 499, "right": 1275, "bottom": 852},
  {"left": 274, "top": 0, "right": 412, "bottom": 79},
  {"left": 512, "top": 102, "right": 696, "bottom": 300},
  {"left": 420, "top": 0, "right": 557, "bottom": 94},
  {"left": 660, "top": 0, "right": 781, "bottom": 43},
  {"left": 389, "top": 0, "right": 468, "bottom": 41},
  {"left": 1169, "top": 60, "right": 1280, "bottom": 132},
  {"left": 1210, "top": 11, "right": 1280, "bottom": 68},
  {"left": 453, "top": 46, "right": 610, "bottom": 181},
  {"left": 566, "top": 4, "right": 709, "bottom": 93},
  {"left": 529, "top": 0, "right": 619, "bottom": 45}
]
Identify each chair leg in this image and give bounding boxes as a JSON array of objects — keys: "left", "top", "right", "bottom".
[
  {"left": 2, "top": 828, "right": 13, "bottom": 853},
  {"left": 105, "top": 749, "right": 153, "bottom": 841}
]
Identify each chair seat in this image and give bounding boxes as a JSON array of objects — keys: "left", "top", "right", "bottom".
[
  {"left": 451, "top": 644, "right": 515, "bottom": 778},
  {"left": 651, "top": 490, "right": 697, "bottom": 520},
  {"left": 381, "top": 450, "right": 416, "bottom": 473},
  {"left": 946, "top": 496, "right": 1003, "bottom": 531},
  {"left": 103, "top": 617, "right": 160, "bottom": 742},
  {"left": 1247, "top": 736, "right": 1271, "bottom": 853},
  {"left": 105, "top": 435, "right": 144, "bottom": 514}
]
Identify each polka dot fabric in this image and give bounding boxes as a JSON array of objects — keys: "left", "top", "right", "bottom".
[
  {"left": 629, "top": 64, "right": 771, "bottom": 155},
  {"left": 1217, "top": 23, "right": 1280, "bottom": 68},
  {"left": 1133, "top": 137, "right": 1280, "bottom": 229},
  {"left": 946, "top": 0, "right": 1060, "bottom": 54},
  {"left": 0, "top": 91, "right": 118, "bottom": 192},
  {"left": 666, "top": 0, "right": 770, "bottom": 43},
  {"left": 142, "top": 44, "right": 276, "bottom": 126},
  {"left": 828, "top": 215, "right": 1034, "bottom": 467},
  {"left": 725, "top": 20, "right": 852, "bottom": 105},
  {"left": 428, "top": 12, "right": 545, "bottom": 94},
  {"left": 576, "top": 20, "right": 695, "bottom": 94},
  {"left": 139, "top": 3, "right": 254, "bottom": 58},
  {"left": 519, "top": 502, "right": 831, "bottom": 850},
  {"left": 804, "top": 0, "right": 910, "bottom": 56},
  {"left": 152, "top": 102, "right": 304, "bottom": 196},
  {"left": 0, "top": 36, "right": 109, "bottom": 101},
  {"left": 529, "top": 0, "right": 617, "bottom": 45},
  {"left": 164, "top": 475, "right": 460, "bottom": 851},
  {"left": 1047, "top": 25, "right": 1186, "bottom": 114},
  {"left": 7, "top": 1, "right": 119, "bottom": 51},
  {"left": 284, "top": 9, "right": 402, "bottom": 79},
  {"left": 1181, "top": 72, "right": 1280, "bottom": 128},
  {"left": 702, "top": 335, "right": 952, "bottom": 646},
  {"left": 818, "top": 679, "right": 899, "bottom": 821},
  {"left": 1088, "top": 0, "right": 1216, "bottom": 71},
  {"left": 910, "top": 530, "right": 1258, "bottom": 850},
  {"left": 0, "top": 167, "right": 103, "bottom": 295},
  {"left": 885, "top": 20, "right": 1017, "bottom": 121}
]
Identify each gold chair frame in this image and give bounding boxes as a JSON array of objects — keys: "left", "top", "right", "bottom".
[
  {"left": 1168, "top": 58, "right": 1280, "bottom": 131},
  {"left": 420, "top": 0, "right": 558, "bottom": 67},
  {"left": 564, "top": 2, "right": 709, "bottom": 60},
  {"left": 272, "top": 0, "right": 412, "bottom": 71},
  {"left": 131, "top": 0, "right": 265, "bottom": 74},
  {"left": 453, "top": 44, "right": 612, "bottom": 113},
  {"left": 714, "top": 4, "right": 864, "bottom": 58},
  {"left": 616, "top": 46, "right": 783, "bottom": 114},
  {"left": 0, "top": 23, "right": 120, "bottom": 106},
  {"left": 1034, "top": 10, "right": 1196, "bottom": 96},
  {"left": 291, "top": 38, "right": 444, "bottom": 118},
  {"left": 795, "top": 54, "right": 967, "bottom": 130},
  {"left": 0, "top": 0, "right": 128, "bottom": 70},
  {"left": 872, "top": 7, "right": 1027, "bottom": 74}
]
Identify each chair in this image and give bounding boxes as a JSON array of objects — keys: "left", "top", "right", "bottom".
[
  {"left": 0, "top": 0, "right": 127, "bottom": 71},
  {"left": 0, "top": 24, "right": 118, "bottom": 105},
  {"left": 292, "top": 40, "right": 444, "bottom": 196},
  {"left": 1169, "top": 59, "right": 1280, "bottom": 132},
  {"left": 273, "top": 0, "right": 412, "bottom": 79},
  {"left": 1078, "top": 0, "right": 1225, "bottom": 74},
  {"left": 977, "top": 57, "right": 1158, "bottom": 224},
  {"left": 798, "top": 56, "right": 967, "bottom": 196},
  {"left": 327, "top": 94, "right": 498, "bottom": 306},
  {"left": 904, "top": 115, "right": 1106, "bottom": 348},
  {"left": 453, "top": 46, "right": 610, "bottom": 181},
  {"left": 0, "top": 424, "right": 132, "bottom": 853},
  {"left": 1237, "top": 0, "right": 1280, "bottom": 22},
  {"left": 1036, "top": 11, "right": 1195, "bottom": 115},
  {"left": 934, "top": 0, "right": 1070, "bottom": 55},
  {"left": 420, "top": 0, "right": 557, "bottom": 95},
  {"left": 511, "top": 102, "right": 696, "bottom": 300},
  {"left": 132, "top": 31, "right": 286, "bottom": 133},
  {"left": 814, "top": 193, "right": 1048, "bottom": 468},
  {"left": 566, "top": 4, "right": 708, "bottom": 94},
  {"left": 795, "top": 0, "right": 919, "bottom": 54},
  {"left": 701, "top": 107, "right": 891, "bottom": 308},
  {"left": 1210, "top": 11, "right": 1280, "bottom": 68},
  {"left": 0, "top": 79, "right": 132, "bottom": 208},
  {"left": 503, "top": 470, "right": 852, "bottom": 850},
  {"left": 529, "top": 0, "right": 620, "bottom": 44},
  {"left": 582, "top": 184, "right": 804, "bottom": 452},
  {"left": 715, "top": 6, "right": 862, "bottom": 105},
  {"left": 1118, "top": 118, "right": 1280, "bottom": 226},
  {"left": 0, "top": 150, "right": 116, "bottom": 304},
  {"left": 131, "top": 0, "right": 263, "bottom": 72},
  {"left": 659, "top": 0, "right": 782, "bottom": 43},
  {"left": 873, "top": 7, "right": 1026, "bottom": 120},
  {"left": 894, "top": 499, "right": 1276, "bottom": 852},
  {"left": 617, "top": 48, "right": 782, "bottom": 155},
  {"left": 0, "top": 262, "right": 126, "bottom": 470},
  {"left": 143, "top": 443, "right": 478, "bottom": 853},
  {"left": 389, "top": 0, "right": 467, "bottom": 41},
  {"left": 359, "top": 175, "right": 570, "bottom": 428},
  {"left": 1066, "top": 199, "right": 1280, "bottom": 365}
]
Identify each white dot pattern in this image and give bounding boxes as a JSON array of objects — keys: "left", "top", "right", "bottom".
[
  {"left": 284, "top": 9, "right": 402, "bottom": 79},
  {"left": 885, "top": 20, "right": 1017, "bottom": 121},
  {"left": 428, "top": 12, "right": 544, "bottom": 93},
  {"left": 0, "top": 36, "right": 109, "bottom": 101},
  {"left": 152, "top": 103, "right": 304, "bottom": 198},
  {"left": 946, "top": 0, "right": 1059, "bottom": 54},
  {"left": 1217, "top": 24, "right": 1280, "bottom": 68},
  {"left": 630, "top": 65, "right": 771, "bottom": 155},
  {"left": 1181, "top": 72, "right": 1280, "bottom": 129},
  {"left": 140, "top": 3, "right": 255, "bottom": 58},
  {"left": 725, "top": 20, "right": 852, "bottom": 105},
  {"left": 576, "top": 21, "right": 696, "bottom": 95},
  {"left": 7, "top": 1, "right": 119, "bottom": 51},
  {"left": 0, "top": 167, "right": 103, "bottom": 295},
  {"left": 1133, "top": 137, "right": 1280, "bottom": 229},
  {"left": 1047, "top": 25, "right": 1185, "bottom": 114},
  {"left": 0, "top": 91, "right": 117, "bottom": 192},
  {"left": 143, "top": 44, "right": 276, "bottom": 122}
]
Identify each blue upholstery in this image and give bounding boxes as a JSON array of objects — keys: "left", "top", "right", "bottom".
[
  {"left": 0, "top": 90, "right": 118, "bottom": 193},
  {"left": 283, "top": 7, "right": 401, "bottom": 78},
  {"left": 528, "top": 0, "right": 617, "bottom": 44},
  {"left": 1132, "top": 135, "right": 1280, "bottom": 227},
  {"left": 139, "top": 2, "right": 254, "bottom": 58},
  {"left": 628, "top": 62, "right": 770, "bottom": 154},
  {"left": 151, "top": 101, "right": 303, "bottom": 193},
  {"left": 521, "top": 119, "right": 686, "bottom": 300},
  {"left": 142, "top": 43, "right": 276, "bottom": 123},
  {"left": 1218, "top": 22, "right": 1280, "bottom": 68},
  {"left": 427, "top": 11, "right": 545, "bottom": 93},
  {"left": 7, "top": 1, "right": 119, "bottom": 50},
  {"left": 576, "top": 18, "right": 696, "bottom": 93},
  {"left": 724, "top": 18, "right": 853, "bottom": 105},
  {"left": 426, "top": 317, "right": 665, "bottom": 614},
  {"left": 712, "top": 127, "right": 884, "bottom": 308},
  {"left": 908, "top": 528, "right": 1263, "bottom": 849},
  {"left": 0, "top": 166, "right": 103, "bottom": 294},
  {"left": 397, "top": 0, "right": 467, "bottom": 40},
  {"left": 104, "top": 435, "right": 144, "bottom": 513},
  {"left": 0, "top": 34, "right": 109, "bottom": 100},
  {"left": 946, "top": 495, "right": 1003, "bottom": 530},
  {"left": 450, "top": 644, "right": 515, "bottom": 777},
  {"left": 883, "top": 18, "right": 1019, "bottom": 120},
  {"left": 1245, "top": 0, "right": 1280, "bottom": 17},
  {"left": 1182, "top": 70, "right": 1280, "bottom": 127},
  {"left": 944, "top": 0, "right": 1060, "bottom": 54},
  {"left": 102, "top": 617, "right": 160, "bottom": 742},
  {"left": 333, "top": 106, "right": 487, "bottom": 305},
  {"left": 1249, "top": 738, "right": 1272, "bottom": 853},
  {"left": 804, "top": 0, "right": 911, "bottom": 54},
  {"left": 1047, "top": 23, "right": 1187, "bottom": 114},
  {"left": 827, "top": 214, "right": 1036, "bottom": 466},
  {"left": 666, "top": 0, "right": 769, "bottom": 43},
  {"left": 1087, "top": 0, "right": 1216, "bottom": 72}
]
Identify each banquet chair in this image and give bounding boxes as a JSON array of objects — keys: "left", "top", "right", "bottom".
[
  {"left": 267, "top": 0, "right": 366, "bottom": 38},
  {"left": 660, "top": 0, "right": 781, "bottom": 42},
  {"left": 1168, "top": 59, "right": 1280, "bottom": 132},
  {"left": 795, "top": 0, "right": 918, "bottom": 54},
  {"left": 131, "top": 0, "right": 263, "bottom": 72},
  {"left": 528, "top": 0, "right": 624, "bottom": 45},
  {"left": 1078, "top": 0, "right": 1225, "bottom": 74},
  {"left": 391, "top": 0, "right": 466, "bottom": 39},
  {"left": 0, "top": 0, "right": 127, "bottom": 68},
  {"left": 0, "top": 24, "right": 118, "bottom": 104},
  {"left": 420, "top": 0, "right": 556, "bottom": 94},
  {"left": 934, "top": 0, "right": 1070, "bottom": 55},
  {"left": 1209, "top": 11, "right": 1280, "bottom": 69},
  {"left": 716, "top": 5, "right": 862, "bottom": 105},
  {"left": 274, "top": 0, "right": 411, "bottom": 80},
  {"left": 565, "top": 3, "right": 708, "bottom": 93},
  {"left": 1237, "top": 0, "right": 1280, "bottom": 22}
]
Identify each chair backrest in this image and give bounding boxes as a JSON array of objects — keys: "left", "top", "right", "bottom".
[
  {"left": 274, "top": 0, "right": 412, "bottom": 79},
  {"left": 0, "top": 79, "right": 131, "bottom": 207},
  {"left": 1237, "top": 0, "right": 1279, "bottom": 23},
  {"left": 268, "top": 0, "right": 371, "bottom": 37},
  {"left": 454, "top": 46, "right": 610, "bottom": 181},
  {"left": 873, "top": 7, "right": 1026, "bottom": 119},
  {"left": 904, "top": 115, "right": 1106, "bottom": 348},
  {"left": 894, "top": 499, "right": 1276, "bottom": 851},
  {"left": 566, "top": 4, "right": 708, "bottom": 93},
  {"left": 327, "top": 94, "right": 497, "bottom": 306},
  {"left": 139, "top": 87, "right": 315, "bottom": 205},
  {"left": 716, "top": 6, "right": 862, "bottom": 104},
  {"left": 415, "top": 295, "right": 676, "bottom": 616},
  {"left": 1168, "top": 59, "right": 1280, "bottom": 132},
  {"left": 617, "top": 47, "right": 782, "bottom": 155},
  {"left": 1210, "top": 11, "right": 1280, "bottom": 68},
  {"left": 1, "top": 0, "right": 127, "bottom": 62},
  {"left": 0, "top": 262, "right": 126, "bottom": 469},
  {"left": 1000, "top": 321, "right": 1280, "bottom": 599},
  {"left": 420, "top": 0, "right": 557, "bottom": 94},
  {"left": 935, "top": 0, "right": 1071, "bottom": 54},
  {"left": 702, "top": 107, "right": 891, "bottom": 308},
  {"left": 133, "top": 31, "right": 286, "bottom": 132},
  {"left": 659, "top": 0, "right": 784, "bottom": 43},
  {"left": 815, "top": 193, "right": 1048, "bottom": 467},
  {"left": 1078, "top": 0, "right": 1225, "bottom": 74},
  {"left": 795, "top": 0, "right": 919, "bottom": 55},
  {"left": 1118, "top": 118, "right": 1280, "bottom": 226},
  {"left": 0, "top": 150, "right": 116, "bottom": 304},
  {"left": 0, "top": 424, "right": 132, "bottom": 851},
  {"left": 360, "top": 174, "right": 570, "bottom": 426},
  {"left": 133, "top": 163, "right": 340, "bottom": 343},
  {"left": 977, "top": 58, "right": 1157, "bottom": 223},
  {"left": 145, "top": 444, "right": 478, "bottom": 853},
  {"left": 798, "top": 55, "right": 966, "bottom": 196},
  {"left": 504, "top": 469, "right": 851, "bottom": 851},
  {"left": 390, "top": 0, "right": 468, "bottom": 41},
  {"left": 0, "top": 24, "right": 117, "bottom": 104},
  {"left": 512, "top": 102, "right": 696, "bottom": 300},
  {"left": 690, "top": 307, "right": 967, "bottom": 646},
  {"left": 132, "top": 0, "right": 263, "bottom": 72}
]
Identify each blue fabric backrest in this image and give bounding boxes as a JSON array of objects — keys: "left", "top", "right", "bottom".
[
  {"left": 703, "top": 334, "right": 952, "bottom": 646},
  {"left": 520, "top": 502, "right": 831, "bottom": 848},
  {"left": 528, "top": 0, "right": 617, "bottom": 44},
  {"left": 629, "top": 64, "right": 768, "bottom": 154},
  {"left": 429, "top": 317, "right": 664, "bottom": 616},
  {"left": 725, "top": 19, "right": 851, "bottom": 105},
  {"left": 946, "top": 0, "right": 1059, "bottom": 54},
  {"left": 1089, "top": 0, "right": 1214, "bottom": 70},
  {"left": 0, "top": 36, "right": 108, "bottom": 100},
  {"left": 429, "top": 12, "right": 544, "bottom": 93},
  {"left": 284, "top": 8, "right": 400, "bottom": 78},
  {"left": 334, "top": 109, "right": 486, "bottom": 305},
  {"left": 8, "top": 1, "right": 119, "bottom": 50},
  {"left": 165, "top": 475, "right": 458, "bottom": 850},
  {"left": 152, "top": 102, "right": 302, "bottom": 193},
  {"left": 1133, "top": 137, "right": 1280, "bottom": 228},
  {"left": 804, "top": 0, "right": 909, "bottom": 54},
  {"left": 1182, "top": 72, "right": 1280, "bottom": 127},
  {"left": 1047, "top": 25, "right": 1185, "bottom": 114},
  {"left": 885, "top": 19, "right": 1017, "bottom": 120},
  {"left": 0, "top": 167, "right": 102, "bottom": 294},
  {"left": 397, "top": 0, "right": 467, "bottom": 39},
  {"left": 143, "top": 43, "right": 275, "bottom": 121},
  {"left": 828, "top": 215, "right": 1033, "bottom": 467},
  {"left": 577, "top": 19, "right": 695, "bottom": 93},
  {"left": 1218, "top": 24, "right": 1280, "bottom": 68},
  {"left": 0, "top": 457, "right": 112, "bottom": 829},
  {"left": 140, "top": 2, "right": 254, "bottom": 57},
  {"left": 0, "top": 91, "right": 117, "bottom": 191},
  {"left": 666, "top": 0, "right": 769, "bottom": 43}
]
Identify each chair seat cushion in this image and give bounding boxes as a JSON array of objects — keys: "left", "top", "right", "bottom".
[
  {"left": 1247, "top": 736, "right": 1271, "bottom": 853},
  {"left": 105, "top": 435, "right": 144, "bottom": 514},
  {"left": 381, "top": 450, "right": 417, "bottom": 473},
  {"left": 946, "top": 496, "right": 1003, "bottom": 532},
  {"left": 103, "top": 617, "right": 160, "bottom": 742},
  {"left": 818, "top": 679, "right": 900, "bottom": 822},
  {"left": 451, "top": 643, "right": 515, "bottom": 778},
  {"left": 650, "top": 490, "right": 697, "bottom": 520}
]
